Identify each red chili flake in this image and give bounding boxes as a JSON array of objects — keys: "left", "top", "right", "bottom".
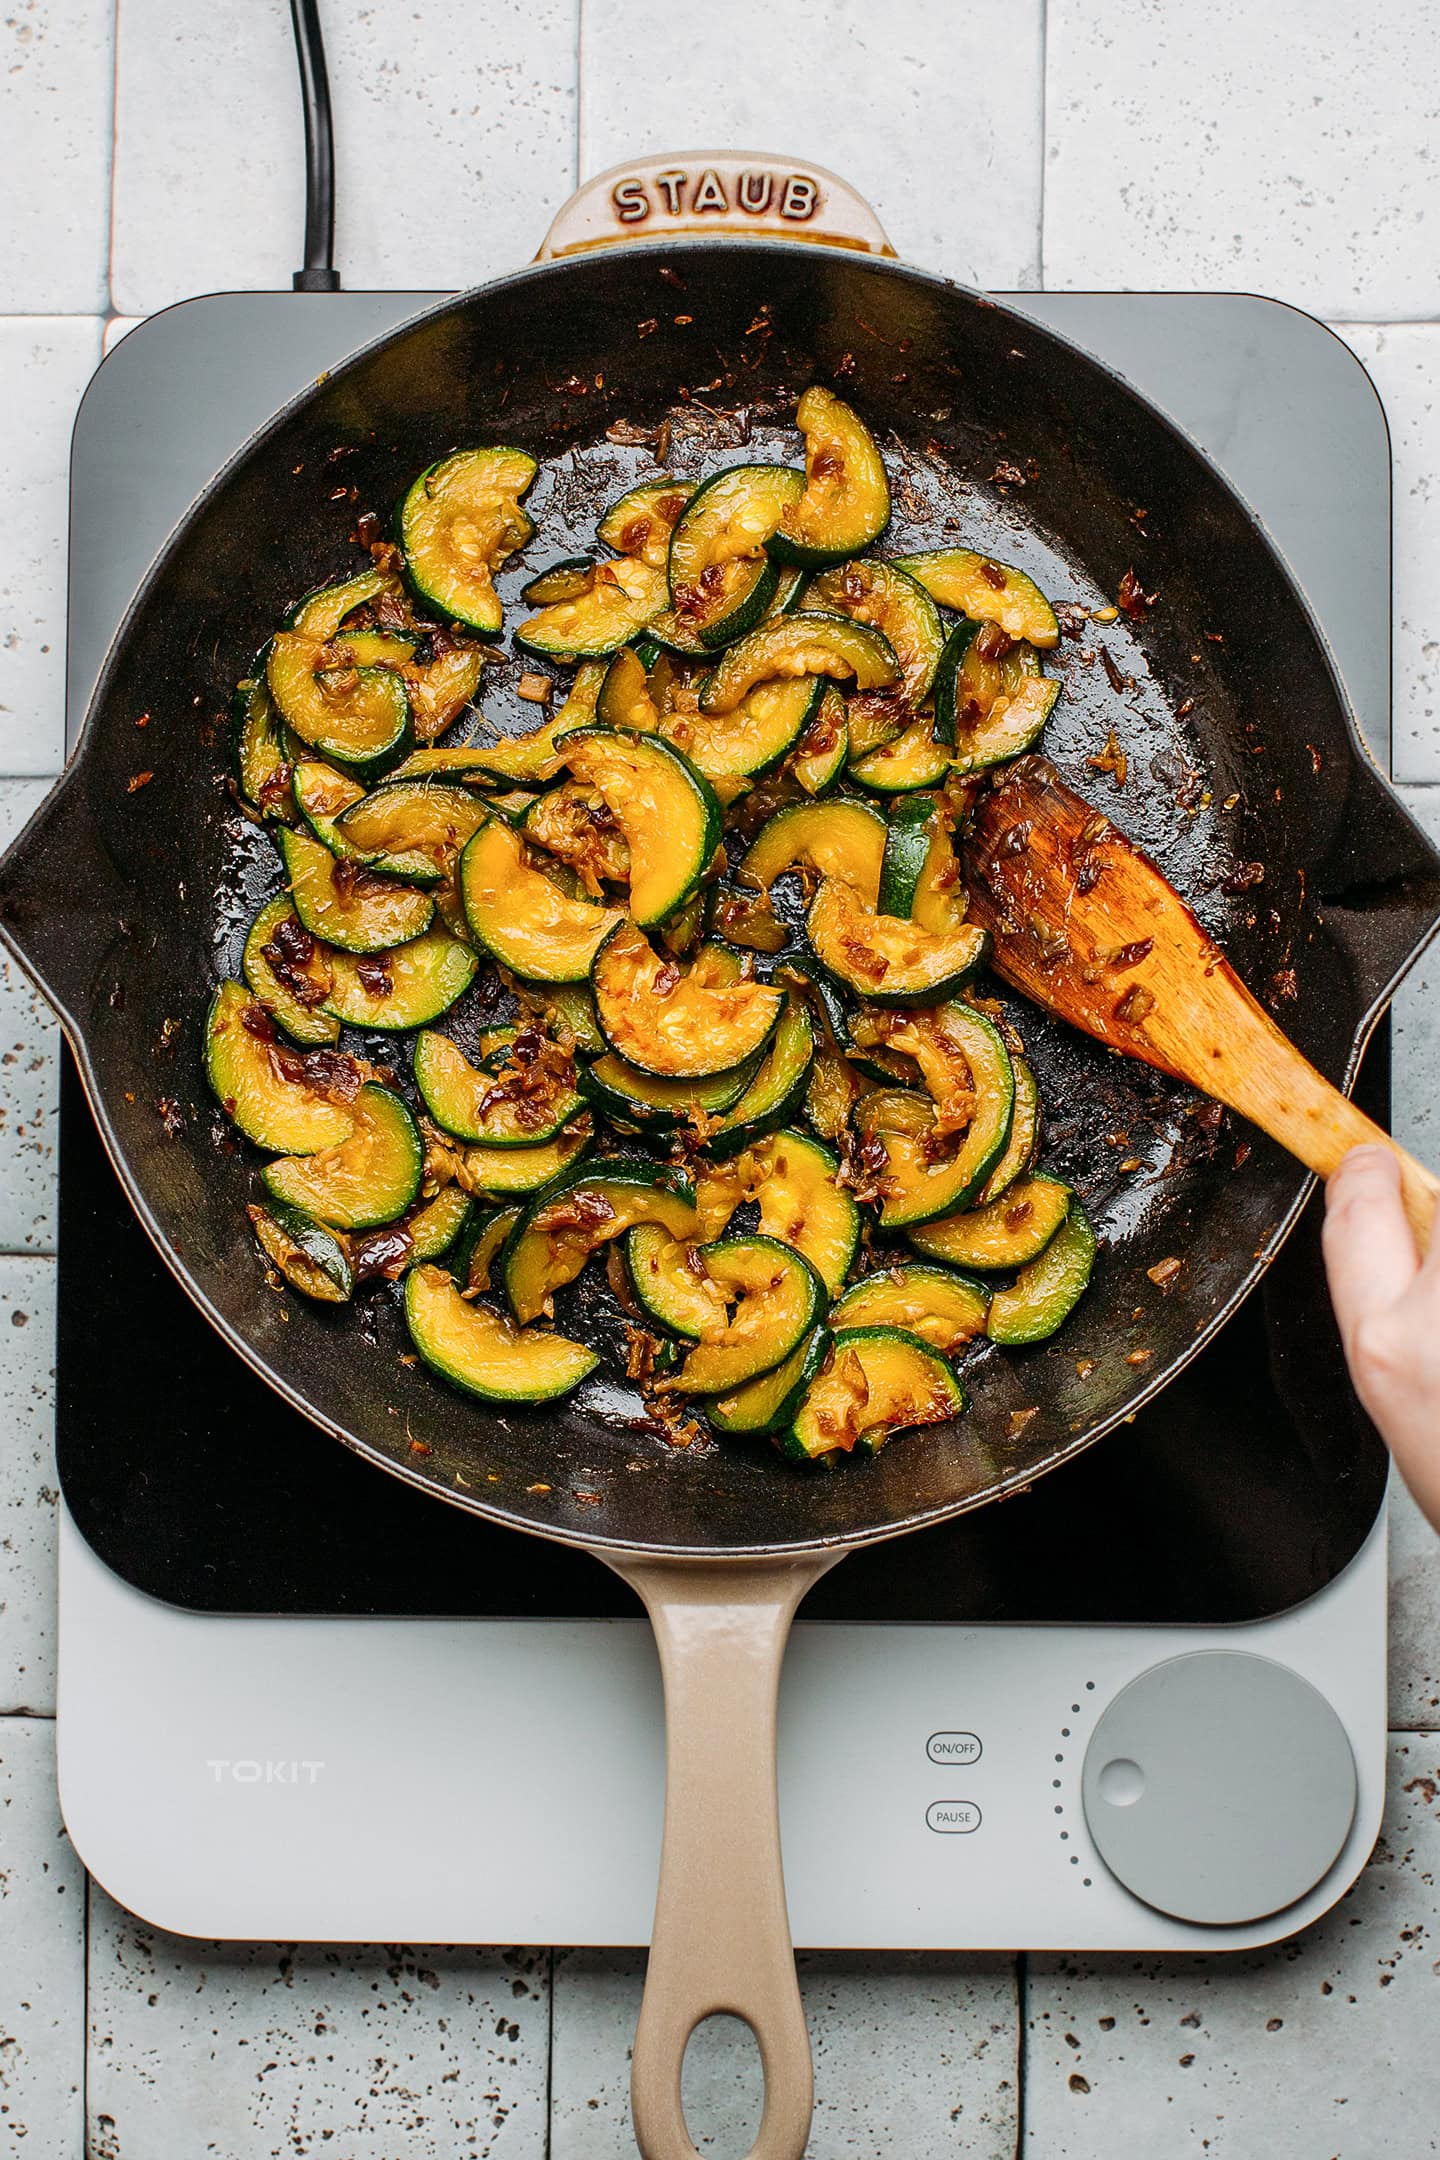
[
  {"left": 1117, "top": 567, "right": 1153, "bottom": 620},
  {"left": 127, "top": 771, "right": 155, "bottom": 793},
  {"left": 657, "top": 265, "right": 686, "bottom": 289},
  {"left": 1204, "top": 629, "right": 1225, "bottom": 643},
  {"left": 1307, "top": 743, "right": 1324, "bottom": 774},
  {"left": 574, "top": 1490, "right": 603, "bottom": 1507},
  {"left": 408, "top": 1438, "right": 432, "bottom": 1457},
  {"left": 1234, "top": 1140, "right": 1252, "bottom": 1168},
  {"left": 1098, "top": 647, "right": 1127, "bottom": 696},
  {"left": 134, "top": 711, "right": 151, "bottom": 729}
]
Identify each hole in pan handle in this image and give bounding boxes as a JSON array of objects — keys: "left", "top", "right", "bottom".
[
  {"left": 535, "top": 151, "right": 896, "bottom": 263},
  {"left": 603, "top": 1547, "right": 850, "bottom": 2160}
]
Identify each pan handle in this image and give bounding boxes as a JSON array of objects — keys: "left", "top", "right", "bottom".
[
  {"left": 536, "top": 152, "right": 894, "bottom": 263},
  {"left": 603, "top": 1548, "right": 849, "bottom": 2160},
  {"left": 0, "top": 760, "right": 135, "bottom": 1035}
]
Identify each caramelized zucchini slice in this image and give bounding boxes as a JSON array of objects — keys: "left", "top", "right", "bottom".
[
  {"left": 521, "top": 556, "right": 600, "bottom": 606},
  {"left": 850, "top": 710, "right": 951, "bottom": 793},
  {"left": 696, "top": 1128, "right": 859, "bottom": 1294},
  {"left": 626, "top": 1224, "right": 728, "bottom": 1339},
  {"left": 250, "top": 1198, "right": 354, "bottom": 1304},
  {"left": 862, "top": 1008, "right": 1014, "bottom": 1228},
  {"left": 459, "top": 819, "right": 623, "bottom": 983},
  {"left": 323, "top": 928, "right": 477, "bottom": 1030},
  {"left": 592, "top": 925, "right": 782, "bottom": 1079},
  {"left": 459, "top": 658, "right": 606, "bottom": 782},
  {"left": 742, "top": 798, "right": 887, "bottom": 905},
  {"left": 769, "top": 388, "right": 890, "bottom": 568},
  {"left": 933, "top": 621, "right": 1056, "bottom": 762},
  {"left": 242, "top": 895, "right": 338, "bottom": 1047},
  {"left": 661, "top": 675, "right": 820, "bottom": 784},
  {"left": 414, "top": 1028, "right": 583, "bottom": 1146},
  {"left": 986, "top": 1201, "right": 1096, "bottom": 1344},
  {"left": 535, "top": 983, "right": 606, "bottom": 1057},
  {"left": 595, "top": 645, "right": 660, "bottom": 733},
  {"left": 950, "top": 672, "right": 1059, "bottom": 775},
  {"left": 699, "top": 613, "right": 898, "bottom": 715},
  {"left": 599, "top": 478, "right": 695, "bottom": 569},
  {"left": 516, "top": 556, "right": 668, "bottom": 658},
  {"left": 403, "top": 644, "right": 488, "bottom": 741},
  {"left": 789, "top": 684, "right": 848, "bottom": 794},
  {"left": 895, "top": 549, "right": 1060, "bottom": 647},
  {"left": 559, "top": 728, "right": 721, "bottom": 923},
  {"left": 267, "top": 637, "right": 412, "bottom": 775},
  {"left": 455, "top": 1119, "right": 594, "bottom": 1200},
  {"left": 292, "top": 760, "right": 443, "bottom": 884},
  {"left": 402, "top": 1184, "right": 473, "bottom": 1264},
  {"left": 706, "top": 1324, "right": 832, "bottom": 1437},
  {"left": 450, "top": 1202, "right": 520, "bottom": 1291},
  {"left": 523, "top": 783, "right": 631, "bottom": 889},
  {"left": 878, "top": 794, "right": 968, "bottom": 932},
  {"left": 205, "top": 981, "right": 355, "bottom": 1153},
  {"left": 831, "top": 1264, "right": 989, "bottom": 1352},
  {"left": 399, "top": 447, "right": 538, "bottom": 637},
  {"left": 334, "top": 781, "right": 489, "bottom": 881},
  {"left": 388, "top": 744, "right": 520, "bottom": 784},
  {"left": 279, "top": 826, "right": 435, "bottom": 954},
  {"left": 232, "top": 676, "right": 295, "bottom": 820},
  {"left": 405, "top": 1263, "right": 597, "bottom": 1402},
  {"left": 906, "top": 1172, "right": 1073, "bottom": 1272},
  {"left": 701, "top": 997, "right": 816, "bottom": 1159},
  {"left": 663, "top": 464, "right": 803, "bottom": 649},
  {"left": 290, "top": 568, "right": 390, "bottom": 640},
  {"left": 502, "top": 1157, "right": 699, "bottom": 1323},
  {"left": 783, "top": 1327, "right": 964, "bottom": 1464},
  {"left": 807, "top": 877, "right": 988, "bottom": 1005},
  {"left": 805, "top": 561, "right": 945, "bottom": 705},
  {"left": 974, "top": 1054, "right": 1039, "bottom": 1207},
  {"left": 671, "top": 1236, "right": 825, "bottom": 1394},
  {"left": 579, "top": 1049, "right": 758, "bottom": 1130},
  {"left": 262, "top": 1082, "right": 422, "bottom": 1231}
]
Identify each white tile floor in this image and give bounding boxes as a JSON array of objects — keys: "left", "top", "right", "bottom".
[{"left": 3, "top": 0, "right": 1440, "bottom": 2150}]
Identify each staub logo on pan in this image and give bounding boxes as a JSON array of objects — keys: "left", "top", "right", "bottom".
[
  {"left": 611, "top": 167, "right": 822, "bottom": 227},
  {"left": 206, "top": 1758, "right": 325, "bottom": 1785}
]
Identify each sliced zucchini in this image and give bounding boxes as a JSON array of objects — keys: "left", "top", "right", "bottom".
[
  {"left": 459, "top": 819, "right": 623, "bottom": 983},
  {"left": 205, "top": 982, "right": 355, "bottom": 1153},
  {"left": 456, "top": 1119, "right": 594, "bottom": 1201},
  {"left": 334, "top": 781, "right": 489, "bottom": 881},
  {"left": 706, "top": 1324, "right": 832, "bottom": 1437},
  {"left": 595, "top": 645, "right": 660, "bottom": 733},
  {"left": 663, "top": 464, "right": 803, "bottom": 650},
  {"left": 660, "top": 675, "right": 820, "bottom": 784},
  {"left": 742, "top": 798, "right": 887, "bottom": 906},
  {"left": 986, "top": 1201, "right": 1096, "bottom": 1345},
  {"left": 403, "top": 1184, "right": 473, "bottom": 1264},
  {"left": 805, "top": 562, "right": 945, "bottom": 706},
  {"left": 334, "top": 628, "right": 417, "bottom": 668},
  {"left": 862, "top": 1011, "right": 1014, "bottom": 1229},
  {"left": 523, "top": 783, "right": 631, "bottom": 889},
  {"left": 699, "top": 613, "right": 898, "bottom": 715},
  {"left": 279, "top": 825, "right": 434, "bottom": 955},
  {"left": 516, "top": 557, "right": 668, "bottom": 658},
  {"left": 850, "top": 710, "right": 951, "bottom": 793},
  {"left": 559, "top": 728, "right": 721, "bottom": 924},
  {"left": 696, "top": 1128, "right": 859, "bottom": 1295},
  {"left": 262, "top": 1083, "right": 422, "bottom": 1232},
  {"left": 932, "top": 621, "right": 1057, "bottom": 767},
  {"left": 267, "top": 636, "right": 412, "bottom": 776},
  {"left": 290, "top": 568, "right": 389, "bottom": 641},
  {"left": 592, "top": 925, "right": 782, "bottom": 1079},
  {"left": 388, "top": 744, "right": 522, "bottom": 784},
  {"left": 626, "top": 1224, "right": 728, "bottom": 1339},
  {"left": 502, "top": 1157, "right": 699, "bottom": 1323},
  {"left": 769, "top": 388, "right": 890, "bottom": 568},
  {"left": 765, "top": 564, "right": 808, "bottom": 618},
  {"left": 783, "top": 1327, "right": 964, "bottom": 1464},
  {"left": 598, "top": 477, "right": 696, "bottom": 569},
  {"left": 405, "top": 1264, "right": 596, "bottom": 1402},
  {"left": 232, "top": 676, "right": 295, "bottom": 820},
  {"left": 322, "top": 928, "right": 477, "bottom": 1030},
  {"left": 250, "top": 1199, "right": 354, "bottom": 1304},
  {"left": 579, "top": 1050, "right": 757, "bottom": 1130},
  {"left": 974, "top": 1053, "right": 1039, "bottom": 1207},
  {"left": 536, "top": 982, "right": 606, "bottom": 1057},
  {"left": 858, "top": 1002, "right": 1007, "bottom": 1134},
  {"left": 414, "top": 1028, "right": 583, "bottom": 1146},
  {"left": 398, "top": 447, "right": 538, "bottom": 637},
  {"left": 803, "top": 1033, "right": 870, "bottom": 1141},
  {"left": 450, "top": 1202, "right": 520, "bottom": 1291},
  {"left": 701, "top": 996, "right": 816, "bottom": 1159},
  {"left": 807, "top": 878, "right": 988, "bottom": 1004},
  {"left": 894, "top": 549, "right": 1061, "bottom": 648},
  {"left": 950, "top": 672, "right": 1059, "bottom": 775},
  {"left": 242, "top": 895, "right": 339, "bottom": 1047},
  {"left": 831, "top": 1264, "right": 989, "bottom": 1353},
  {"left": 790, "top": 684, "right": 848, "bottom": 794},
  {"left": 878, "top": 794, "right": 968, "bottom": 933},
  {"left": 521, "top": 556, "right": 600, "bottom": 606},
  {"left": 906, "top": 1172, "right": 1073, "bottom": 1272},
  {"left": 671, "top": 1236, "right": 825, "bottom": 1395},
  {"left": 292, "top": 760, "right": 444, "bottom": 884},
  {"left": 403, "top": 644, "right": 488, "bottom": 741}
]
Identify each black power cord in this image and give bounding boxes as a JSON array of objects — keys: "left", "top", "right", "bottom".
[{"left": 288, "top": 0, "right": 341, "bottom": 291}]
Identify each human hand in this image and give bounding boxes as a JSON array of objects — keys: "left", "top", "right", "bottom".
[{"left": 1323, "top": 1145, "right": 1440, "bottom": 1532}]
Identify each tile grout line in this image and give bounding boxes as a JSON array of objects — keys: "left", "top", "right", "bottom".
[
  {"left": 1037, "top": 0, "right": 1048, "bottom": 291},
  {"left": 543, "top": 1946, "right": 556, "bottom": 2156},
  {"left": 104, "top": 0, "right": 124, "bottom": 316},
  {"left": 1013, "top": 1951, "right": 1028, "bottom": 2157},
  {"left": 573, "top": 0, "right": 585, "bottom": 193}
]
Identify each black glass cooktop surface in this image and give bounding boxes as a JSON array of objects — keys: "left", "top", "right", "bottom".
[{"left": 56, "top": 1034, "right": 1387, "bottom": 1625}]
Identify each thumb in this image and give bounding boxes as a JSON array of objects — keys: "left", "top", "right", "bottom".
[{"left": 1323, "top": 1145, "right": 1420, "bottom": 1350}]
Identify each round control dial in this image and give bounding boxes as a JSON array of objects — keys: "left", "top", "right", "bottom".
[{"left": 1081, "top": 1651, "right": 1357, "bottom": 1925}]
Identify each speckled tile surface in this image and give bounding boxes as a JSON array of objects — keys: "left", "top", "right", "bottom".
[
  {"left": 549, "top": 1948, "right": 1020, "bottom": 2156},
  {"left": 87, "top": 1899, "right": 551, "bottom": 2159},
  {"left": 0, "top": 0, "right": 114, "bottom": 314},
  {"left": 1044, "top": 0, "right": 1440, "bottom": 321},
  {"left": 0, "top": 1260, "right": 56, "bottom": 1716},
  {"left": 0, "top": 1716, "right": 84, "bottom": 2156},
  {"left": 1023, "top": 1736, "right": 1440, "bottom": 2156},
  {"left": 578, "top": 0, "right": 1044, "bottom": 292}
]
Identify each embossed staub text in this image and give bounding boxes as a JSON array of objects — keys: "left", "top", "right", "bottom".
[{"left": 611, "top": 167, "right": 821, "bottom": 227}]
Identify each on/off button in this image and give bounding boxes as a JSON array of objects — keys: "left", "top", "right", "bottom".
[
  {"left": 927, "top": 1731, "right": 982, "bottom": 1766},
  {"left": 926, "top": 1800, "right": 982, "bottom": 1834}
]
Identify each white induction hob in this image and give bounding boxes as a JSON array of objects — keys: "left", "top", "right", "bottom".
[{"left": 56, "top": 289, "right": 1393, "bottom": 1950}]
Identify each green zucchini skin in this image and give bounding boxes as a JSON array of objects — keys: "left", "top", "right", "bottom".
[
  {"left": 521, "top": 556, "right": 597, "bottom": 605},
  {"left": 279, "top": 825, "right": 434, "bottom": 955},
  {"left": 449, "top": 1203, "right": 521, "bottom": 1292},
  {"left": 830, "top": 1263, "right": 990, "bottom": 1351},
  {"left": 205, "top": 981, "right": 356, "bottom": 1156},
  {"left": 501, "top": 1155, "right": 698, "bottom": 1323},
  {"left": 397, "top": 447, "right": 538, "bottom": 637},
  {"left": 242, "top": 895, "right": 340, "bottom": 1048},
  {"left": 781, "top": 1325, "right": 965, "bottom": 1465},
  {"left": 906, "top": 1172, "right": 1074, "bottom": 1272},
  {"left": 404, "top": 1263, "right": 597, "bottom": 1403},
  {"left": 402, "top": 1185, "right": 473, "bottom": 1265},
  {"left": 803, "top": 561, "right": 946, "bottom": 707},
  {"left": 414, "top": 1028, "right": 584, "bottom": 1146},
  {"left": 558, "top": 727, "right": 722, "bottom": 927},
  {"left": 705, "top": 1325, "right": 832, "bottom": 1437},
  {"left": 262, "top": 1083, "right": 425, "bottom": 1232},
  {"left": 986, "top": 1202, "right": 1097, "bottom": 1344},
  {"left": 665, "top": 464, "right": 803, "bottom": 650},
  {"left": 624, "top": 1223, "right": 718, "bottom": 1339},
  {"left": 669, "top": 1235, "right": 826, "bottom": 1395},
  {"left": 322, "top": 929, "right": 478, "bottom": 1032},
  {"left": 700, "top": 998, "right": 816, "bottom": 1159},
  {"left": 232, "top": 675, "right": 295, "bottom": 820},
  {"left": 877, "top": 794, "right": 938, "bottom": 918},
  {"left": 579, "top": 1050, "right": 759, "bottom": 1130},
  {"left": 930, "top": 618, "right": 981, "bottom": 746},
  {"left": 767, "top": 388, "right": 891, "bottom": 568},
  {"left": 250, "top": 1197, "right": 355, "bottom": 1303}
]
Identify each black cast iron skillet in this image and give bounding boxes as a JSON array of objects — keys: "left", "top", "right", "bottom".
[{"left": 3, "top": 159, "right": 1439, "bottom": 2160}]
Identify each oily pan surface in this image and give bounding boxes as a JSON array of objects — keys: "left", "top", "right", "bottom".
[{"left": 40, "top": 242, "right": 1438, "bottom": 1556}]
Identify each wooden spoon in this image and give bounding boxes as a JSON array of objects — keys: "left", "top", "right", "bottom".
[{"left": 961, "top": 755, "right": 1439, "bottom": 1253}]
